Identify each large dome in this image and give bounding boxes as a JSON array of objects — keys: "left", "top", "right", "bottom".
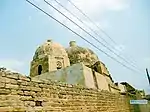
[
  {"left": 33, "top": 39, "right": 68, "bottom": 60},
  {"left": 66, "top": 41, "right": 99, "bottom": 67}
]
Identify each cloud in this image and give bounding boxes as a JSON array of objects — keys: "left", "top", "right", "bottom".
[
  {"left": 0, "top": 59, "right": 25, "bottom": 73},
  {"left": 30, "top": 0, "right": 130, "bottom": 48},
  {"left": 28, "top": 0, "right": 130, "bottom": 62},
  {"left": 37, "top": 0, "right": 130, "bottom": 30},
  {"left": 30, "top": 0, "right": 130, "bottom": 57},
  {"left": 66, "top": 0, "right": 129, "bottom": 18}
]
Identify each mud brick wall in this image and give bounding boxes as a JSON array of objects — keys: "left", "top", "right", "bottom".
[{"left": 0, "top": 71, "right": 131, "bottom": 112}]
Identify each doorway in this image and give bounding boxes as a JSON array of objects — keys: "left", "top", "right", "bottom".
[{"left": 38, "top": 65, "right": 42, "bottom": 75}]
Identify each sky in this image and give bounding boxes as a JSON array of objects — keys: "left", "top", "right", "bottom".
[{"left": 0, "top": 0, "right": 150, "bottom": 94}]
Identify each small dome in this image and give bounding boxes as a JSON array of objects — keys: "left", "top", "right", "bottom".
[
  {"left": 66, "top": 41, "right": 99, "bottom": 67},
  {"left": 33, "top": 39, "right": 68, "bottom": 60}
]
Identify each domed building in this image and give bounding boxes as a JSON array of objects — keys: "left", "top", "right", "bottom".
[
  {"left": 66, "top": 41, "right": 99, "bottom": 67},
  {"left": 31, "top": 39, "right": 119, "bottom": 93},
  {"left": 30, "top": 39, "right": 70, "bottom": 77}
]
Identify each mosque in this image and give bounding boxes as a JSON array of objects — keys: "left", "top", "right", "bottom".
[{"left": 30, "top": 39, "right": 132, "bottom": 93}]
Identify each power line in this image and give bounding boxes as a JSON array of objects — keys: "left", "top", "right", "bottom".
[
  {"left": 50, "top": 0, "right": 112, "bottom": 46},
  {"left": 44, "top": 0, "right": 143, "bottom": 73},
  {"left": 25, "top": 0, "right": 142, "bottom": 74},
  {"left": 66, "top": 0, "right": 143, "bottom": 72},
  {"left": 67, "top": 0, "right": 117, "bottom": 45}
]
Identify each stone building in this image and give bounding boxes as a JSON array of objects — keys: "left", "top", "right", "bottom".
[
  {"left": 120, "top": 82, "right": 136, "bottom": 95},
  {"left": 66, "top": 41, "right": 99, "bottom": 67},
  {"left": 30, "top": 39, "right": 120, "bottom": 92},
  {"left": 0, "top": 39, "right": 149, "bottom": 112},
  {"left": 30, "top": 39, "right": 70, "bottom": 77}
]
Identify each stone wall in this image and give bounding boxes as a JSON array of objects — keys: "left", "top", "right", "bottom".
[
  {"left": 0, "top": 71, "right": 146, "bottom": 112},
  {"left": 33, "top": 63, "right": 112, "bottom": 91},
  {"left": 126, "top": 93, "right": 150, "bottom": 112}
]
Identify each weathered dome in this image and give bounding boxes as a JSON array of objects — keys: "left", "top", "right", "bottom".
[
  {"left": 33, "top": 39, "right": 67, "bottom": 60},
  {"left": 66, "top": 41, "right": 99, "bottom": 67}
]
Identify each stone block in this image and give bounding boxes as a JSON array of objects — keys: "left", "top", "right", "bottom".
[
  {"left": 20, "top": 96, "right": 34, "bottom": 101},
  {"left": 5, "top": 84, "right": 19, "bottom": 89},
  {"left": 33, "top": 107, "right": 43, "bottom": 111},
  {"left": 34, "top": 97, "right": 48, "bottom": 102},
  {"left": 0, "top": 72, "right": 6, "bottom": 77},
  {"left": 0, "top": 100, "right": 23, "bottom": 107},
  {"left": 32, "top": 78, "right": 43, "bottom": 83},
  {"left": 5, "top": 95, "right": 20, "bottom": 101},
  {"left": 19, "top": 86, "right": 31, "bottom": 91},
  {"left": 0, "top": 82, "right": 5, "bottom": 88},
  {"left": 17, "top": 91, "right": 24, "bottom": 95},
  {"left": 0, "top": 77, "right": 6, "bottom": 83},
  {"left": 24, "top": 91, "right": 35, "bottom": 96},
  {"left": 30, "top": 87, "right": 41, "bottom": 92},
  {"left": 12, "top": 107, "right": 26, "bottom": 112},
  {"left": 0, "top": 95, "right": 7, "bottom": 101},
  {"left": 19, "top": 75, "right": 31, "bottom": 81},
  {"left": 0, "top": 101, "right": 11, "bottom": 107},
  {"left": 26, "top": 107, "right": 35, "bottom": 112},
  {"left": 0, "top": 89, "right": 11, "bottom": 95},
  {"left": 0, "top": 107, "right": 14, "bottom": 112},
  {"left": 5, "top": 78, "right": 18, "bottom": 85},
  {"left": 10, "top": 90, "right": 19, "bottom": 95},
  {"left": 43, "top": 106, "right": 55, "bottom": 111},
  {"left": 42, "top": 88, "right": 50, "bottom": 93},
  {"left": 24, "top": 101, "right": 35, "bottom": 107},
  {"left": 6, "top": 73, "right": 19, "bottom": 79},
  {"left": 18, "top": 80, "right": 31, "bottom": 86}
]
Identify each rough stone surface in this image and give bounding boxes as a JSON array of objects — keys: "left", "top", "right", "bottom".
[
  {"left": 66, "top": 41, "right": 99, "bottom": 67},
  {"left": 33, "top": 63, "right": 96, "bottom": 89},
  {"left": 30, "top": 40, "right": 70, "bottom": 77},
  {"left": 0, "top": 71, "right": 149, "bottom": 112}
]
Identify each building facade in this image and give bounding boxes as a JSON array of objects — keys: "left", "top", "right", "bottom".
[{"left": 30, "top": 39, "right": 120, "bottom": 92}]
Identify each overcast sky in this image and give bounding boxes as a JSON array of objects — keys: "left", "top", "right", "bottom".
[{"left": 0, "top": 0, "right": 150, "bottom": 94}]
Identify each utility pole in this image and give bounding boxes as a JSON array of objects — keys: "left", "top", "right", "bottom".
[{"left": 146, "top": 68, "right": 150, "bottom": 85}]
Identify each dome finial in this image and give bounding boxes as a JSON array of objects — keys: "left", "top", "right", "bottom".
[
  {"left": 69, "top": 41, "right": 76, "bottom": 47},
  {"left": 47, "top": 39, "right": 52, "bottom": 42}
]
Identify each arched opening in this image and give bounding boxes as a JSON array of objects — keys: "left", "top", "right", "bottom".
[{"left": 38, "top": 65, "right": 42, "bottom": 75}]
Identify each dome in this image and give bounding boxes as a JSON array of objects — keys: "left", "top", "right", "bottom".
[
  {"left": 66, "top": 41, "right": 99, "bottom": 67},
  {"left": 33, "top": 39, "right": 68, "bottom": 60}
]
